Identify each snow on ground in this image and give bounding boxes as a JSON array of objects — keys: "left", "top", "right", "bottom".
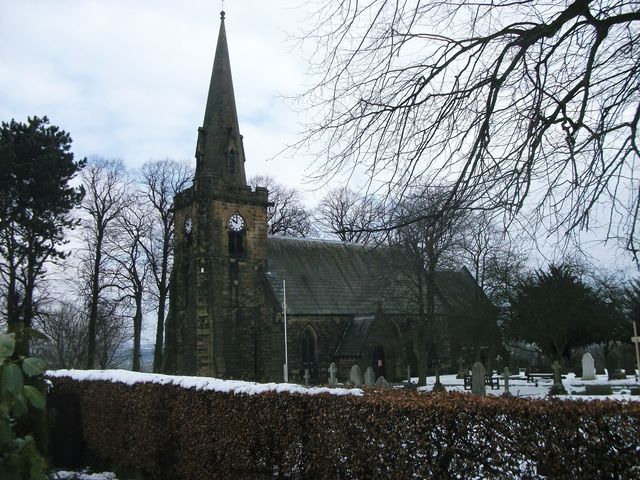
[
  {"left": 419, "top": 371, "right": 640, "bottom": 401},
  {"left": 47, "top": 368, "right": 639, "bottom": 401},
  {"left": 49, "top": 471, "right": 117, "bottom": 480},
  {"left": 46, "top": 369, "right": 364, "bottom": 397}
]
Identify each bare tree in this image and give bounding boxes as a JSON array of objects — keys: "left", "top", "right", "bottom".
[
  {"left": 109, "top": 195, "right": 150, "bottom": 371},
  {"left": 78, "top": 157, "right": 130, "bottom": 369},
  {"left": 93, "top": 299, "right": 130, "bottom": 369},
  {"left": 297, "top": 0, "right": 640, "bottom": 264},
  {"left": 138, "top": 159, "right": 192, "bottom": 372},
  {"left": 390, "top": 185, "right": 470, "bottom": 385},
  {"left": 31, "top": 300, "right": 86, "bottom": 369},
  {"left": 315, "top": 186, "right": 387, "bottom": 243},
  {"left": 249, "top": 175, "right": 314, "bottom": 237},
  {"left": 31, "top": 298, "right": 131, "bottom": 369}
]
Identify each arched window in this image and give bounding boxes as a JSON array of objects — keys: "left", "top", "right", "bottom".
[
  {"left": 300, "top": 326, "right": 317, "bottom": 371},
  {"left": 227, "top": 147, "right": 236, "bottom": 174}
]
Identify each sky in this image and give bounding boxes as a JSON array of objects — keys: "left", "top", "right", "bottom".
[
  {"left": 1, "top": 0, "right": 637, "bottom": 276},
  {"left": 0, "top": 0, "right": 317, "bottom": 198}
]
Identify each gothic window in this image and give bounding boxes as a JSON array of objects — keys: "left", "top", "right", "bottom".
[
  {"left": 227, "top": 147, "right": 236, "bottom": 174},
  {"left": 300, "top": 326, "right": 317, "bottom": 371}
]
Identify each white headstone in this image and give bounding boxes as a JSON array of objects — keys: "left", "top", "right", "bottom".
[
  {"left": 328, "top": 362, "right": 338, "bottom": 386},
  {"left": 349, "top": 364, "right": 363, "bottom": 386},
  {"left": 364, "top": 367, "right": 376, "bottom": 386},
  {"left": 375, "top": 376, "right": 390, "bottom": 389},
  {"left": 582, "top": 352, "right": 596, "bottom": 380}
]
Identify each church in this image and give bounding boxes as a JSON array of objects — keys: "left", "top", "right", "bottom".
[{"left": 163, "top": 12, "right": 497, "bottom": 384}]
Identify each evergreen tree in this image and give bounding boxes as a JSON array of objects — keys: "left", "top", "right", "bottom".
[
  {"left": 0, "top": 116, "right": 85, "bottom": 356},
  {"left": 507, "top": 264, "right": 604, "bottom": 362}
]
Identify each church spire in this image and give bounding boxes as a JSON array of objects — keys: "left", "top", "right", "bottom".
[{"left": 195, "top": 10, "right": 247, "bottom": 186}]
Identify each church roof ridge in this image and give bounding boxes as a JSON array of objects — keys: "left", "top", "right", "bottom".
[{"left": 267, "top": 235, "right": 369, "bottom": 249}]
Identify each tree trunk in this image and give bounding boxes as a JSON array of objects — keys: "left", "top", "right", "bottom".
[
  {"left": 153, "top": 242, "right": 170, "bottom": 372},
  {"left": 161, "top": 271, "right": 177, "bottom": 373},
  {"left": 86, "top": 230, "right": 104, "bottom": 369},
  {"left": 132, "top": 294, "right": 143, "bottom": 372}
]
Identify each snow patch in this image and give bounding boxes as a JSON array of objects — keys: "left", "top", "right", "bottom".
[{"left": 46, "top": 369, "right": 364, "bottom": 397}]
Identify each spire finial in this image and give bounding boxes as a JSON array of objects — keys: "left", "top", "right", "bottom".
[
  {"left": 220, "top": 10, "right": 225, "bottom": 20},
  {"left": 220, "top": 0, "right": 225, "bottom": 20}
]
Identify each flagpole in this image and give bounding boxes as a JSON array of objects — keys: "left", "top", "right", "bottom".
[
  {"left": 283, "top": 280, "right": 288, "bottom": 382},
  {"left": 633, "top": 321, "right": 640, "bottom": 380}
]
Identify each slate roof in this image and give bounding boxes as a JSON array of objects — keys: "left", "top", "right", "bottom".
[
  {"left": 264, "top": 236, "right": 485, "bottom": 317},
  {"left": 265, "top": 236, "right": 403, "bottom": 315},
  {"left": 434, "top": 268, "right": 491, "bottom": 312}
]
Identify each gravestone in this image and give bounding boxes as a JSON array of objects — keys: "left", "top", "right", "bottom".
[
  {"left": 303, "top": 369, "right": 310, "bottom": 387},
  {"left": 581, "top": 352, "right": 596, "bottom": 380},
  {"left": 364, "top": 367, "right": 376, "bottom": 386},
  {"left": 375, "top": 376, "right": 390, "bottom": 389},
  {"left": 549, "top": 360, "right": 567, "bottom": 395},
  {"left": 471, "top": 361, "right": 486, "bottom": 396},
  {"left": 328, "top": 362, "right": 338, "bottom": 386},
  {"left": 349, "top": 364, "right": 363, "bottom": 387},
  {"left": 502, "top": 367, "right": 512, "bottom": 397},
  {"left": 456, "top": 357, "right": 465, "bottom": 379},
  {"left": 432, "top": 364, "right": 446, "bottom": 392}
]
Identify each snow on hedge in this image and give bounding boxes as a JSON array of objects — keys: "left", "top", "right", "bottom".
[{"left": 46, "top": 369, "right": 364, "bottom": 397}]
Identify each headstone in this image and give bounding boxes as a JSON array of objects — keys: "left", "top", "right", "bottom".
[
  {"left": 303, "top": 369, "right": 310, "bottom": 387},
  {"left": 432, "top": 364, "right": 446, "bottom": 392},
  {"left": 581, "top": 353, "right": 596, "bottom": 380},
  {"left": 502, "top": 367, "right": 512, "bottom": 397},
  {"left": 375, "top": 376, "right": 390, "bottom": 389},
  {"left": 328, "top": 362, "right": 338, "bottom": 386},
  {"left": 349, "top": 364, "right": 363, "bottom": 387},
  {"left": 471, "top": 361, "right": 486, "bottom": 396},
  {"left": 364, "top": 367, "right": 376, "bottom": 386},
  {"left": 549, "top": 360, "right": 567, "bottom": 395},
  {"left": 456, "top": 357, "right": 465, "bottom": 379}
]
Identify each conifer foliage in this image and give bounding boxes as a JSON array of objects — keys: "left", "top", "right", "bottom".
[{"left": 0, "top": 116, "right": 85, "bottom": 357}]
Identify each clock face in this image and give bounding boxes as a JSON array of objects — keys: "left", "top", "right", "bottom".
[
  {"left": 184, "top": 216, "right": 193, "bottom": 235},
  {"left": 229, "top": 213, "right": 245, "bottom": 232}
]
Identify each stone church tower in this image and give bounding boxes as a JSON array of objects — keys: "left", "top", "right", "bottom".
[
  {"left": 163, "top": 11, "right": 499, "bottom": 384},
  {"left": 167, "top": 11, "right": 278, "bottom": 379}
]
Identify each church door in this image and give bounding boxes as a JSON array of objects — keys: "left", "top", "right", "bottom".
[{"left": 372, "top": 346, "right": 385, "bottom": 380}]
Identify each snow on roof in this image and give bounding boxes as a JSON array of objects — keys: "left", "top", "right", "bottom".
[{"left": 46, "top": 369, "right": 364, "bottom": 397}]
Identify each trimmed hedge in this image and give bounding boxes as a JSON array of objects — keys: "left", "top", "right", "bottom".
[{"left": 48, "top": 377, "right": 640, "bottom": 479}]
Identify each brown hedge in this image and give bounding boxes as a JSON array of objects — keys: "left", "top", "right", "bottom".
[{"left": 47, "top": 377, "right": 640, "bottom": 479}]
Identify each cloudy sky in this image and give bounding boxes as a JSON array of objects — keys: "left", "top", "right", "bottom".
[
  {"left": 0, "top": 0, "right": 319, "bottom": 197},
  {"left": 1, "top": 1, "right": 636, "bottom": 274}
]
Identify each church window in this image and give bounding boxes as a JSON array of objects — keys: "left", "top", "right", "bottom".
[
  {"left": 300, "top": 326, "right": 317, "bottom": 371},
  {"left": 227, "top": 147, "right": 236, "bottom": 174}
]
